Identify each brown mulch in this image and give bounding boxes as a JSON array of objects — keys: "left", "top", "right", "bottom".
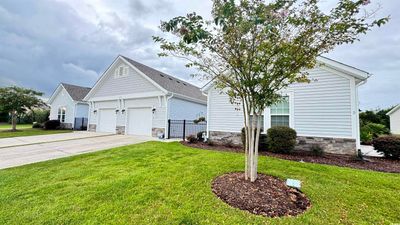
[
  {"left": 212, "top": 172, "right": 311, "bottom": 217},
  {"left": 181, "top": 141, "right": 400, "bottom": 173}
]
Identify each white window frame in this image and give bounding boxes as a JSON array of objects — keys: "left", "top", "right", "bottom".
[
  {"left": 114, "top": 65, "right": 129, "bottom": 78},
  {"left": 264, "top": 92, "right": 294, "bottom": 131},
  {"left": 58, "top": 107, "right": 66, "bottom": 123}
]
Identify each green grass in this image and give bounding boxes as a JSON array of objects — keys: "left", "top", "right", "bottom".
[
  {"left": 0, "top": 142, "right": 399, "bottom": 224},
  {"left": 0, "top": 124, "right": 32, "bottom": 130},
  {"left": 0, "top": 128, "right": 72, "bottom": 139}
]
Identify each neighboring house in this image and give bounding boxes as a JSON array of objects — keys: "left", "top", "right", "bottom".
[
  {"left": 83, "top": 55, "right": 207, "bottom": 137},
  {"left": 387, "top": 105, "right": 400, "bottom": 135},
  {"left": 202, "top": 56, "right": 370, "bottom": 155},
  {"left": 48, "top": 83, "right": 91, "bottom": 129}
]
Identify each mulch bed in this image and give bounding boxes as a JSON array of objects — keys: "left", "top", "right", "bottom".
[
  {"left": 182, "top": 141, "right": 400, "bottom": 173},
  {"left": 212, "top": 172, "right": 311, "bottom": 217}
]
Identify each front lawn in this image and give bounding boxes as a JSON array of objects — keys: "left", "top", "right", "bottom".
[
  {"left": 0, "top": 142, "right": 399, "bottom": 224},
  {"left": 0, "top": 128, "right": 72, "bottom": 139},
  {"left": 0, "top": 124, "right": 32, "bottom": 130}
]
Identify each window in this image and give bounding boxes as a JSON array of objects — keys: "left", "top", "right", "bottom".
[
  {"left": 270, "top": 97, "right": 290, "bottom": 127},
  {"left": 58, "top": 107, "right": 66, "bottom": 123},
  {"left": 114, "top": 66, "right": 128, "bottom": 78},
  {"left": 249, "top": 115, "right": 264, "bottom": 130}
]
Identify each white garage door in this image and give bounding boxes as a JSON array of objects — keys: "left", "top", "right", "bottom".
[
  {"left": 97, "top": 109, "right": 116, "bottom": 133},
  {"left": 127, "top": 108, "right": 152, "bottom": 136}
]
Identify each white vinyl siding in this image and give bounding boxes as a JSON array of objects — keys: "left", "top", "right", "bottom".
[
  {"left": 168, "top": 97, "right": 207, "bottom": 120},
  {"left": 49, "top": 88, "right": 75, "bottom": 124},
  {"left": 207, "top": 66, "right": 355, "bottom": 138},
  {"left": 289, "top": 67, "right": 353, "bottom": 138},
  {"left": 91, "top": 61, "right": 159, "bottom": 98},
  {"left": 389, "top": 108, "right": 400, "bottom": 135},
  {"left": 208, "top": 87, "right": 244, "bottom": 133}
]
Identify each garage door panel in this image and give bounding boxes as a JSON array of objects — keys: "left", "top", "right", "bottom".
[
  {"left": 97, "top": 109, "right": 116, "bottom": 133},
  {"left": 127, "top": 108, "right": 152, "bottom": 136}
]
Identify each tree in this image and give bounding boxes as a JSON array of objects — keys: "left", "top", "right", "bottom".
[
  {"left": 0, "top": 86, "right": 44, "bottom": 131},
  {"left": 154, "top": 0, "right": 388, "bottom": 182}
]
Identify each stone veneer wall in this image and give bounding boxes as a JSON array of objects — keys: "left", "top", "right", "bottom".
[
  {"left": 152, "top": 128, "right": 165, "bottom": 138},
  {"left": 88, "top": 124, "right": 96, "bottom": 132},
  {"left": 116, "top": 126, "right": 125, "bottom": 135},
  {"left": 209, "top": 131, "right": 356, "bottom": 155}
]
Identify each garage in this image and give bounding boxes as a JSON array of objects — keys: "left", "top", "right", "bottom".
[
  {"left": 127, "top": 108, "right": 152, "bottom": 136},
  {"left": 97, "top": 109, "right": 116, "bottom": 133}
]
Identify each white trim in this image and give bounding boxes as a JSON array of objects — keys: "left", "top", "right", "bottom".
[
  {"left": 206, "top": 92, "right": 210, "bottom": 139},
  {"left": 387, "top": 105, "right": 400, "bottom": 116},
  {"left": 170, "top": 93, "right": 207, "bottom": 105},
  {"left": 264, "top": 93, "right": 294, "bottom": 130},
  {"left": 317, "top": 56, "right": 370, "bottom": 80},
  {"left": 165, "top": 94, "right": 174, "bottom": 138},
  {"left": 350, "top": 77, "right": 357, "bottom": 141},
  {"left": 48, "top": 84, "right": 75, "bottom": 105},
  {"left": 89, "top": 91, "right": 165, "bottom": 102}
]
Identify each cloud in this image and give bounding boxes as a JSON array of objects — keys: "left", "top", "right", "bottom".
[{"left": 0, "top": 0, "right": 398, "bottom": 110}]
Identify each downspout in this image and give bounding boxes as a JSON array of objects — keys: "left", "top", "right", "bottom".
[
  {"left": 355, "top": 79, "right": 368, "bottom": 152},
  {"left": 165, "top": 93, "right": 174, "bottom": 139}
]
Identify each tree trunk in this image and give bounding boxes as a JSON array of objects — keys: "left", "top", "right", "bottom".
[{"left": 11, "top": 111, "right": 17, "bottom": 132}]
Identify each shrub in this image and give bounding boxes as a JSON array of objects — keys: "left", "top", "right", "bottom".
[
  {"left": 186, "top": 135, "right": 198, "bottom": 143},
  {"left": 372, "top": 135, "right": 400, "bottom": 159},
  {"left": 267, "top": 126, "right": 297, "bottom": 154},
  {"left": 362, "top": 123, "right": 389, "bottom": 138},
  {"left": 241, "top": 127, "right": 267, "bottom": 151},
  {"left": 206, "top": 139, "right": 215, "bottom": 146},
  {"left": 197, "top": 131, "right": 205, "bottom": 142},
  {"left": 310, "top": 144, "right": 324, "bottom": 156},
  {"left": 32, "top": 122, "right": 43, "bottom": 129},
  {"left": 43, "top": 120, "right": 61, "bottom": 130},
  {"left": 360, "top": 127, "right": 373, "bottom": 145}
]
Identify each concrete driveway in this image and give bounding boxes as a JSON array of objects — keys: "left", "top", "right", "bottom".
[{"left": 0, "top": 132, "right": 155, "bottom": 170}]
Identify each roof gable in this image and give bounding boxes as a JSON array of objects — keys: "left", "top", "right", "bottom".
[
  {"left": 387, "top": 105, "right": 400, "bottom": 116},
  {"left": 121, "top": 56, "right": 206, "bottom": 102},
  {"left": 61, "top": 83, "right": 91, "bottom": 101}
]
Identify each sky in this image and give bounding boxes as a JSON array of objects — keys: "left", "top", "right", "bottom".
[{"left": 0, "top": 0, "right": 398, "bottom": 110}]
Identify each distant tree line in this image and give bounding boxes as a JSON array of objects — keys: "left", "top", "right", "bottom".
[{"left": 359, "top": 107, "right": 393, "bottom": 145}]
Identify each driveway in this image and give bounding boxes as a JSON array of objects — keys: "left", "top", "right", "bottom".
[{"left": 0, "top": 132, "right": 156, "bottom": 169}]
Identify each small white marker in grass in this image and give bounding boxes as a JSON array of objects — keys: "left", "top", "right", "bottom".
[{"left": 286, "top": 179, "right": 301, "bottom": 189}]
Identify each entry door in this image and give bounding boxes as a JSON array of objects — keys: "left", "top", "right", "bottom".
[
  {"left": 97, "top": 109, "right": 116, "bottom": 133},
  {"left": 127, "top": 108, "right": 152, "bottom": 136}
]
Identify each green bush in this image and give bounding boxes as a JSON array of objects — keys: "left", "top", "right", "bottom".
[
  {"left": 241, "top": 127, "right": 267, "bottom": 151},
  {"left": 43, "top": 120, "right": 61, "bottom": 130},
  {"left": 372, "top": 135, "right": 400, "bottom": 159},
  {"left": 360, "top": 127, "right": 374, "bottom": 144},
  {"left": 267, "top": 126, "right": 297, "bottom": 154},
  {"left": 310, "top": 144, "right": 324, "bottom": 156},
  {"left": 360, "top": 123, "right": 389, "bottom": 142}
]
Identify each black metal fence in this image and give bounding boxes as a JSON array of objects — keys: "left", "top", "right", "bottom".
[
  {"left": 167, "top": 119, "right": 207, "bottom": 140},
  {"left": 74, "top": 117, "right": 88, "bottom": 130}
]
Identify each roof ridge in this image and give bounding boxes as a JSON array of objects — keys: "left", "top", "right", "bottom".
[{"left": 61, "top": 82, "right": 91, "bottom": 89}]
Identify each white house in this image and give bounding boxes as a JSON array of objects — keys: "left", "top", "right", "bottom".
[
  {"left": 202, "top": 57, "right": 370, "bottom": 155},
  {"left": 83, "top": 55, "right": 207, "bottom": 137},
  {"left": 387, "top": 105, "right": 400, "bottom": 135},
  {"left": 48, "top": 83, "right": 91, "bottom": 129}
]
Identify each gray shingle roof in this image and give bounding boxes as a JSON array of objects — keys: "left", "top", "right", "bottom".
[
  {"left": 121, "top": 56, "right": 206, "bottom": 102},
  {"left": 61, "top": 83, "right": 91, "bottom": 101}
]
